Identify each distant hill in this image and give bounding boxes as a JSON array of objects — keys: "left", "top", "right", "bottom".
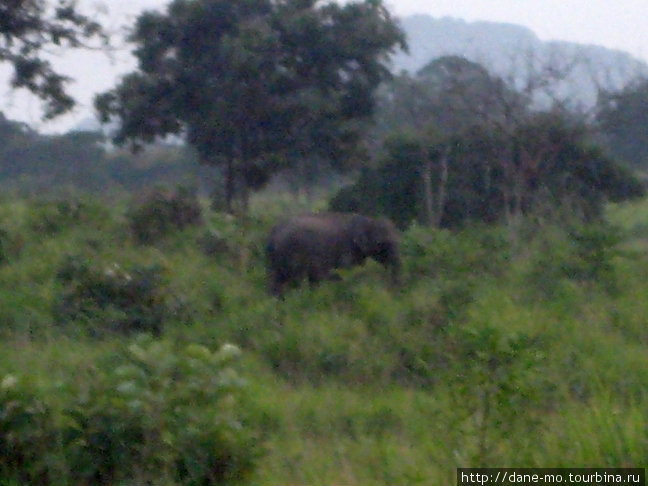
[{"left": 392, "top": 15, "right": 648, "bottom": 108}]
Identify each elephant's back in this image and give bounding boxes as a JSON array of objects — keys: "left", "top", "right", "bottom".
[
  {"left": 267, "top": 213, "right": 355, "bottom": 253},
  {"left": 274, "top": 212, "right": 355, "bottom": 234}
]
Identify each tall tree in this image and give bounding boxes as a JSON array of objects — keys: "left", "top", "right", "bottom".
[
  {"left": 596, "top": 78, "right": 648, "bottom": 168},
  {"left": 0, "top": 0, "right": 106, "bottom": 118},
  {"left": 336, "top": 53, "right": 644, "bottom": 228},
  {"left": 372, "top": 56, "right": 520, "bottom": 226},
  {"left": 371, "top": 51, "right": 590, "bottom": 229},
  {"left": 332, "top": 112, "right": 644, "bottom": 228},
  {"left": 96, "top": 0, "right": 405, "bottom": 212}
]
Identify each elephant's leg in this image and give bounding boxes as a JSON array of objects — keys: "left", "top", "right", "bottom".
[
  {"left": 308, "top": 265, "right": 342, "bottom": 286},
  {"left": 270, "top": 269, "right": 291, "bottom": 296},
  {"left": 307, "top": 263, "right": 329, "bottom": 286},
  {"left": 271, "top": 279, "right": 284, "bottom": 296},
  {"left": 307, "top": 270, "right": 321, "bottom": 286}
]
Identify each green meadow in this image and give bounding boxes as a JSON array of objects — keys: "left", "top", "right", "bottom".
[{"left": 0, "top": 192, "right": 646, "bottom": 485}]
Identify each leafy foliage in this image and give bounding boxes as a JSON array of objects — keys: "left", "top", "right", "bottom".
[
  {"left": 96, "top": 0, "right": 405, "bottom": 211},
  {"left": 0, "top": 375, "right": 60, "bottom": 484},
  {"left": 0, "top": 227, "right": 8, "bottom": 265},
  {"left": 527, "top": 222, "right": 623, "bottom": 297},
  {"left": 332, "top": 113, "right": 645, "bottom": 228},
  {"left": 25, "top": 197, "right": 110, "bottom": 236},
  {"left": 0, "top": 113, "right": 216, "bottom": 196},
  {"left": 0, "top": 340, "right": 258, "bottom": 485},
  {"left": 400, "top": 224, "right": 510, "bottom": 280},
  {"left": 0, "top": 0, "right": 106, "bottom": 118},
  {"left": 597, "top": 78, "right": 648, "bottom": 168},
  {"left": 54, "top": 256, "right": 171, "bottom": 336},
  {"left": 128, "top": 186, "right": 203, "bottom": 244},
  {"left": 446, "top": 324, "right": 546, "bottom": 465},
  {"left": 2, "top": 193, "right": 648, "bottom": 482},
  {"left": 374, "top": 56, "right": 519, "bottom": 140}
]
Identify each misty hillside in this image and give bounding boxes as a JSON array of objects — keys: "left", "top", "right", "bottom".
[{"left": 393, "top": 15, "right": 648, "bottom": 108}]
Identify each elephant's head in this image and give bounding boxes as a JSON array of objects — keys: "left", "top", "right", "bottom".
[{"left": 350, "top": 215, "right": 401, "bottom": 283}]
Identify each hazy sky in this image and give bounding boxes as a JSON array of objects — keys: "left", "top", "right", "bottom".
[
  {"left": 2, "top": 0, "right": 647, "bottom": 133},
  {"left": 389, "top": 0, "right": 648, "bottom": 59}
]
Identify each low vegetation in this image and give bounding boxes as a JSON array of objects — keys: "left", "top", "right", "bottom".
[
  {"left": 1, "top": 1, "right": 647, "bottom": 483},
  {"left": 1, "top": 192, "right": 647, "bottom": 484}
]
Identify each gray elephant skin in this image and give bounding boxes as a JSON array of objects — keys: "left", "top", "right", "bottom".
[{"left": 266, "top": 212, "right": 400, "bottom": 295}]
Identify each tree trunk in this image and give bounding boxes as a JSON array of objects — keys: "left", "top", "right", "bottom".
[
  {"left": 421, "top": 145, "right": 448, "bottom": 228},
  {"left": 225, "top": 157, "right": 235, "bottom": 214},
  {"left": 229, "top": 128, "right": 249, "bottom": 215},
  {"left": 239, "top": 172, "right": 250, "bottom": 214},
  {"left": 434, "top": 146, "right": 449, "bottom": 228},
  {"left": 421, "top": 147, "right": 434, "bottom": 227},
  {"left": 500, "top": 141, "right": 519, "bottom": 227}
]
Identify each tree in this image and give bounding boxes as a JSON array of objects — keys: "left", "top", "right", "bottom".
[
  {"left": 96, "top": 0, "right": 405, "bottom": 212},
  {"left": 0, "top": 111, "right": 212, "bottom": 195},
  {"left": 0, "top": 112, "right": 110, "bottom": 192},
  {"left": 509, "top": 112, "right": 644, "bottom": 222},
  {"left": 363, "top": 51, "right": 623, "bottom": 231},
  {"left": 371, "top": 56, "right": 521, "bottom": 227},
  {"left": 596, "top": 78, "right": 648, "bottom": 168},
  {"left": 332, "top": 110, "right": 644, "bottom": 228},
  {"left": 0, "top": 0, "right": 106, "bottom": 118}
]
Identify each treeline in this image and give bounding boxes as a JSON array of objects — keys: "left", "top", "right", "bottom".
[
  {"left": 1, "top": 0, "right": 648, "bottom": 230},
  {"left": 331, "top": 56, "right": 648, "bottom": 228},
  {"left": 3, "top": 67, "right": 648, "bottom": 225},
  {"left": 0, "top": 113, "right": 215, "bottom": 196}
]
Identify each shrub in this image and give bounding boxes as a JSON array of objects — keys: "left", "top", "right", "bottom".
[
  {"left": 198, "top": 228, "right": 230, "bottom": 257},
  {"left": 26, "top": 199, "right": 80, "bottom": 235},
  {"left": 0, "top": 375, "right": 62, "bottom": 485},
  {"left": 565, "top": 223, "right": 621, "bottom": 291},
  {"left": 54, "top": 256, "right": 170, "bottom": 336},
  {"left": 128, "top": 187, "right": 202, "bottom": 244},
  {"left": 25, "top": 198, "right": 110, "bottom": 236},
  {"left": 198, "top": 213, "right": 272, "bottom": 273},
  {"left": 66, "top": 339, "right": 259, "bottom": 485},
  {"left": 330, "top": 117, "right": 644, "bottom": 229},
  {"left": 0, "top": 227, "right": 8, "bottom": 264},
  {"left": 0, "top": 340, "right": 260, "bottom": 485},
  {"left": 444, "top": 324, "right": 547, "bottom": 465},
  {"left": 401, "top": 224, "right": 510, "bottom": 281},
  {"left": 527, "top": 222, "right": 622, "bottom": 298}
]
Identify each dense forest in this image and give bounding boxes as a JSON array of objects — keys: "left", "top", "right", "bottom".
[{"left": 1, "top": 0, "right": 648, "bottom": 485}]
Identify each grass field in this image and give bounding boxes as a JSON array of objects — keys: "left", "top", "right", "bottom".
[{"left": 0, "top": 192, "right": 646, "bottom": 484}]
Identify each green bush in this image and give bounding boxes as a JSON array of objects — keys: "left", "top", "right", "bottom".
[
  {"left": 330, "top": 117, "right": 644, "bottom": 229},
  {"left": 0, "top": 375, "right": 62, "bottom": 485},
  {"left": 0, "top": 227, "right": 8, "bottom": 265},
  {"left": 248, "top": 283, "right": 459, "bottom": 387},
  {"left": 25, "top": 198, "right": 110, "bottom": 236},
  {"left": 26, "top": 199, "right": 80, "bottom": 235},
  {"left": 0, "top": 340, "right": 259, "bottom": 486},
  {"left": 128, "top": 187, "right": 202, "bottom": 244},
  {"left": 565, "top": 223, "right": 621, "bottom": 291},
  {"left": 527, "top": 222, "right": 622, "bottom": 298},
  {"left": 444, "top": 324, "right": 548, "bottom": 465},
  {"left": 401, "top": 224, "right": 510, "bottom": 281},
  {"left": 67, "top": 339, "right": 259, "bottom": 485},
  {"left": 198, "top": 228, "right": 230, "bottom": 257},
  {"left": 54, "top": 256, "right": 171, "bottom": 336}
]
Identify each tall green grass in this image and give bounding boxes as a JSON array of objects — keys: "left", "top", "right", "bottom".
[{"left": 1, "top": 194, "right": 647, "bottom": 484}]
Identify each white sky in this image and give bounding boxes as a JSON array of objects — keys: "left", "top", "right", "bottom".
[{"left": 2, "top": 0, "right": 647, "bottom": 133}]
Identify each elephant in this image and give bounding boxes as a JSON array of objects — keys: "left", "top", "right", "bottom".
[{"left": 265, "top": 212, "right": 400, "bottom": 296}]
